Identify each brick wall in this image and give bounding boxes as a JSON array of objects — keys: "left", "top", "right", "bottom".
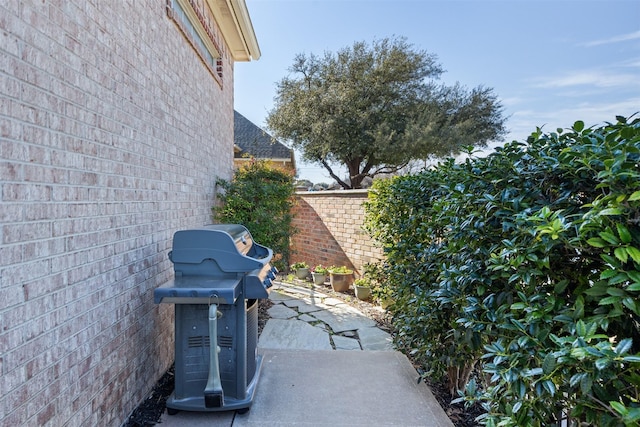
[
  {"left": 290, "top": 190, "right": 384, "bottom": 276},
  {"left": 0, "top": 1, "right": 235, "bottom": 425}
]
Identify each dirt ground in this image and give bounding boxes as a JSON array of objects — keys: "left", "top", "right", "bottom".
[{"left": 123, "top": 283, "right": 481, "bottom": 426}]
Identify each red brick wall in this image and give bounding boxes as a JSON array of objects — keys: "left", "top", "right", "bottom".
[
  {"left": 0, "top": 1, "right": 235, "bottom": 425},
  {"left": 290, "top": 190, "right": 384, "bottom": 276}
]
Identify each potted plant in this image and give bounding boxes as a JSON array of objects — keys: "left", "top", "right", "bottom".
[
  {"left": 290, "top": 261, "right": 310, "bottom": 279},
  {"left": 311, "top": 265, "right": 328, "bottom": 285},
  {"left": 353, "top": 278, "right": 371, "bottom": 300},
  {"left": 327, "top": 265, "right": 354, "bottom": 292}
]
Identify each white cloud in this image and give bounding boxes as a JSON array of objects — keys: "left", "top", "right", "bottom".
[
  {"left": 505, "top": 98, "right": 640, "bottom": 143},
  {"left": 533, "top": 70, "right": 639, "bottom": 89},
  {"left": 499, "top": 96, "right": 525, "bottom": 107},
  {"left": 583, "top": 30, "right": 640, "bottom": 47}
]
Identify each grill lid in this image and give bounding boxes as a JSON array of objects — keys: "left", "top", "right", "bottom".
[{"left": 169, "top": 224, "right": 272, "bottom": 274}]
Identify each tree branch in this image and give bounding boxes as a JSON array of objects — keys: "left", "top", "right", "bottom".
[{"left": 320, "top": 158, "right": 351, "bottom": 189}]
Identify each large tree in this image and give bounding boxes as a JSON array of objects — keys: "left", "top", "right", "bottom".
[{"left": 266, "top": 37, "right": 507, "bottom": 189}]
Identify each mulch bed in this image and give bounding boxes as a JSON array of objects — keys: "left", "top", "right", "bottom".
[{"left": 123, "top": 284, "right": 481, "bottom": 426}]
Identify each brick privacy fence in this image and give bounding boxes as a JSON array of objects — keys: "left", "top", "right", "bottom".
[
  {"left": 0, "top": 2, "right": 235, "bottom": 425},
  {"left": 290, "top": 190, "right": 384, "bottom": 276}
]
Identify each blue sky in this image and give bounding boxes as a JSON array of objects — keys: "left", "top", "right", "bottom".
[{"left": 234, "top": 0, "right": 640, "bottom": 184}]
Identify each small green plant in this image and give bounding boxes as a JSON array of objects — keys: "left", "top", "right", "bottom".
[
  {"left": 311, "top": 265, "right": 328, "bottom": 274},
  {"left": 290, "top": 261, "right": 309, "bottom": 270},
  {"left": 328, "top": 265, "right": 353, "bottom": 274},
  {"left": 353, "top": 278, "right": 371, "bottom": 288}
]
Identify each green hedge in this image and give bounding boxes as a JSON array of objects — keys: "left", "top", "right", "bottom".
[
  {"left": 364, "top": 116, "right": 640, "bottom": 426},
  {"left": 212, "top": 160, "right": 295, "bottom": 271}
]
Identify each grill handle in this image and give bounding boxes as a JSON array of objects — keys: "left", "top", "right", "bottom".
[{"left": 204, "top": 303, "right": 224, "bottom": 408}]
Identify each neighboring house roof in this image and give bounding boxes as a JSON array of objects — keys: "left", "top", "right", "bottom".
[{"left": 234, "top": 110, "right": 294, "bottom": 164}]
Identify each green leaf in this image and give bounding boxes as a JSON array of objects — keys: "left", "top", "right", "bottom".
[
  {"left": 584, "top": 282, "right": 610, "bottom": 296},
  {"left": 613, "top": 247, "right": 629, "bottom": 263},
  {"left": 600, "top": 231, "right": 620, "bottom": 245},
  {"left": 522, "top": 367, "right": 543, "bottom": 377},
  {"left": 610, "top": 401, "right": 627, "bottom": 416},
  {"left": 600, "top": 269, "right": 618, "bottom": 280},
  {"left": 622, "top": 297, "right": 639, "bottom": 315},
  {"left": 570, "top": 372, "right": 586, "bottom": 388},
  {"left": 576, "top": 320, "right": 587, "bottom": 336},
  {"left": 595, "top": 358, "right": 609, "bottom": 370},
  {"left": 554, "top": 279, "right": 569, "bottom": 294},
  {"left": 608, "top": 272, "right": 629, "bottom": 285},
  {"left": 628, "top": 270, "right": 640, "bottom": 283},
  {"left": 601, "top": 253, "right": 621, "bottom": 267},
  {"left": 542, "top": 353, "right": 556, "bottom": 374},
  {"left": 607, "top": 287, "right": 628, "bottom": 297},
  {"left": 542, "top": 380, "right": 556, "bottom": 396},
  {"left": 573, "top": 120, "right": 585, "bottom": 132},
  {"left": 510, "top": 318, "right": 526, "bottom": 332},
  {"left": 616, "top": 338, "right": 633, "bottom": 355},
  {"left": 599, "top": 208, "right": 623, "bottom": 216},
  {"left": 599, "top": 296, "right": 621, "bottom": 305},
  {"left": 626, "top": 407, "right": 640, "bottom": 423},
  {"left": 617, "top": 224, "right": 632, "bottom": 244},
  {"left": 512, "top": 401, "right": 522, "bottom": 414},
  {"left": 626, "top": 246, "right": 640, "bottom": 264},
  {"left": 629, "top": 190, "right": 640, "bottom": 201},
  {"left": 574, "top": 295, "right": 585, "bottom": 318},
  {"left": 587, "top": 237, "right": 608, "bottom": 248}
]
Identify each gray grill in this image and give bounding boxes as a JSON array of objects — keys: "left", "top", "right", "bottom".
[{"left": 154, "top": 224, "right": 276, "bottom": 414}]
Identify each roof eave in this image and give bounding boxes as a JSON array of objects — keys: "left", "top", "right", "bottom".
[{"left": 207, "top": 0, "right": 261, "bottom": 62}]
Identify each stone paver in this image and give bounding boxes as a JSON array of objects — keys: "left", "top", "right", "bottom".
[
  {"left": 268, "top": 290, "right": 296, "bottom": 302},
  {"left": 283, "top": 299, "right": 323, "bottom": 313},
  {"left": 358, "top": 326, "right": 394, "bottom": 351},
  {"left": 267, "top": 304, "right": 298, "bottom": 319},
  {"left": 310, "top": 306, "right": 377, "bottom": 333},
  {"left": 258, "top": 318, "right": 332, "bottom": 350},
  {"left": 318, "top": 297, "right": 345, "bottom": 307},
  {"left": 265, "top": 283, "right": 381, "bottom": 348},
  {"left": 298, "top": 313, "right": 316, "bottom": 323},
  {"left": 332, "top": 334, "right": 361, "bottom": 350}
]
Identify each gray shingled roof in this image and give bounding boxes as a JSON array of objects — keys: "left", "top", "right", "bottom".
[{"left": 234, "top": 110, "right": 293, "bottom": 160}]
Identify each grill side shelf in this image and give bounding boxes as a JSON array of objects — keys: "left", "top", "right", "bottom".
[{"left": 154, "top": 277, "right": 241, "bottom": 304}]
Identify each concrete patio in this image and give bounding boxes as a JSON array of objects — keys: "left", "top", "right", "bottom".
[{"left": 157, "top": 282, "right": 453, "bottom": 426}]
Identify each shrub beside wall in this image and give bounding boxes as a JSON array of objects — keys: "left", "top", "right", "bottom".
[
  {"left": 213, "top": 160, "right": 295, "bottom": 271},
  {"left": 365, "top": 116, "right": 640, "bottom": 426}
]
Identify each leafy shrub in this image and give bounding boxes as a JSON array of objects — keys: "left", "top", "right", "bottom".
[
  {"left": 213, "top": 160, "right": 295, "bottom": 271},
  {"left": 364, "top": 115, "right": 640, "bottom": 426}
]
